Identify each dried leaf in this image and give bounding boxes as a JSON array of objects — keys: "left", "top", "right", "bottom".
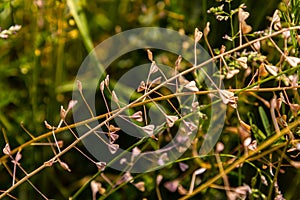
[
  {"left": 178, "top": 184, "right": 188, "bottom": 195},
  {"left": 271, "top": 9, "right": 281, "bottom": 30},
  {"left": 239, "top": 8, "right": 252, "bottom": 34},
  {"left": 91, "top": 180, "right": 105, "bottom": 200},
  {"left": 150, "top": 76, "right": 162, "bottom": 85},
  {"left": 109, "top": 124, "right": 121, "bottom": 132},
  {"left": 60, "top": 106, "right": 67, "bottom": 119},
  {"left": 179, "top": 162, "right": 189, "bottom": 172},
  {"left": 288, "top": 74, "right": 298, "bottom": 87},
  {"left": 158, "top": 153, "right": 169, "bottom": 166},
  {"left": 261, "top": 175, "right": 268, "bottom": 186},
  {"left": 134, "top": 181, "right": 145, "bottom": 192},
  {"left": 150, "top": 62, "right": 159, "bottom": 74},
  {"left": 216, "top": 142, "right": 224, "bottom": 153},
  {"left": 290, "top": 161, "right": 300, "bottom": 168},
  {"left": 120, "top": 158, "right": 127, "bottom": 165},
  {"left": 57, "top": 140, "right": 64, "bottom": 148},
  {"left": 238, "top": 7, "right": 250, "bottom": 22},
  {"left": 142, "top": 124, "right": 155, "bottom": 136},
  {"left": 282, "top": 30, "right": 290, "bottom": 39},
  {"left": 220, "top": 45, "right": 226, "bottom": 54},
  {"left": 44, "top": 120, "right": 53, "bottom": 129},
  {"left": 234, "top": 184, "right": 251, "bottom": 198},
  {"left": 111, "top": 91, "right": 119, "bottom": 104},
  {"left": 137, "top": 81, "right": 146, "bottom": 92},
  {"left": 192, "top": 101, "right": 199, "bottom": 111},
  {"left": 296, "top": 143, "right": 300, "bottom": 151},
  {"left": 117, "top": 172, "right": 133, "bottom": 185},
  {"left": 265, "top": 65, "right": 278, "bottom": 76},
  {"left": 203, "top": 22, "right": 210, "bottom": 37},
  {"left": 132, "top": 147, "right": 141, "bottom": 158},
  {"left": 77, "top": 80, "right": 82, "bottom": 92},
  {"left": 109, "top": 132, "right": 119, "bottom": 142},
  {"left": 44, "top": 159, "right": 54, "bottom": 167},
  {"left": 96, "top": 162, "right": 106, "bottom": 171},
  {"left": 175, "top": 55, "right": 182, "bottom": 66},
  {"left": 194, "top": 168, "right": 206, "bottom": 175},
  {"left": 253, "top": 41, "right": 261, "bottom": 51},
  {"left": 226, "top": 69, "right": 240, "bottom": 79},
  {"left": 237, "top": 57, "right": 248, "bottom": 69},
  {"left": 100, "top": 80, "right": 105, "bottom": 92},
  {"left": 130, "top": 111, "right": 143, "bottom": 122},
  {"left": 238, "top": 120, "right": 252, "bottom": 147},
  {"left": 219, "top": 90, "right": 235, "bottom": 105},
  {"left": 290, "top": 104, "right": 300, "bottom": 117},
  {"left": 67, "top": 100, "right": 78, "bottom": 110},
  {"left": 248, "top": 140, "right": 257, "bottom": 151},
  {"left": 259, "top": 63, "right": 269, "bottom": 77},
  {"left": 166, "top": 115, "right": 179, "bottom": 127},
  {"left": 194, "top": 28, "right": 203, "bottom": 43},
  {"left": 60, "top": 161, "right": 71, "bottom": 172},
  {"left": 183, "top": 120, "right": 197, "bottom": 132},
  {"left": 104, "top": 75, "right": 110, "bottom": 87},
  {"left": 15, "top": 151, "right": 22, "bottom": 162},
  {"left": 164, "top": 180, "right": 179, "bottom": 192},
  {"left": 156, "top": 174, "right": 163, "bottom": 185},
  {"left": 108, "top": 143, "right": 119, "bottom": 154},
  {"left": 241, "top": 21, "right": 252, "bottom": 34},
  {"left": 184, "top": 81, "right": 199, "bottom": 92},
  {"left": 147, "top": 49, "right": 153, "bottom": 62},
  {"left": 286, "top": 56, "right": 300, "bottom": 67},
  {"left": 3, "top": 143, "right": 11, "bottom": 155}
]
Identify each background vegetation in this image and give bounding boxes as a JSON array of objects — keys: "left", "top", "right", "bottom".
[{"left": 0, "top": 0, "right": 299, "bottom": 199}]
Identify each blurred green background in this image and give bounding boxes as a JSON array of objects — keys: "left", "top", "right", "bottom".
[{"left": 1, "top": 0, "right": 295, "bottom": 199}]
